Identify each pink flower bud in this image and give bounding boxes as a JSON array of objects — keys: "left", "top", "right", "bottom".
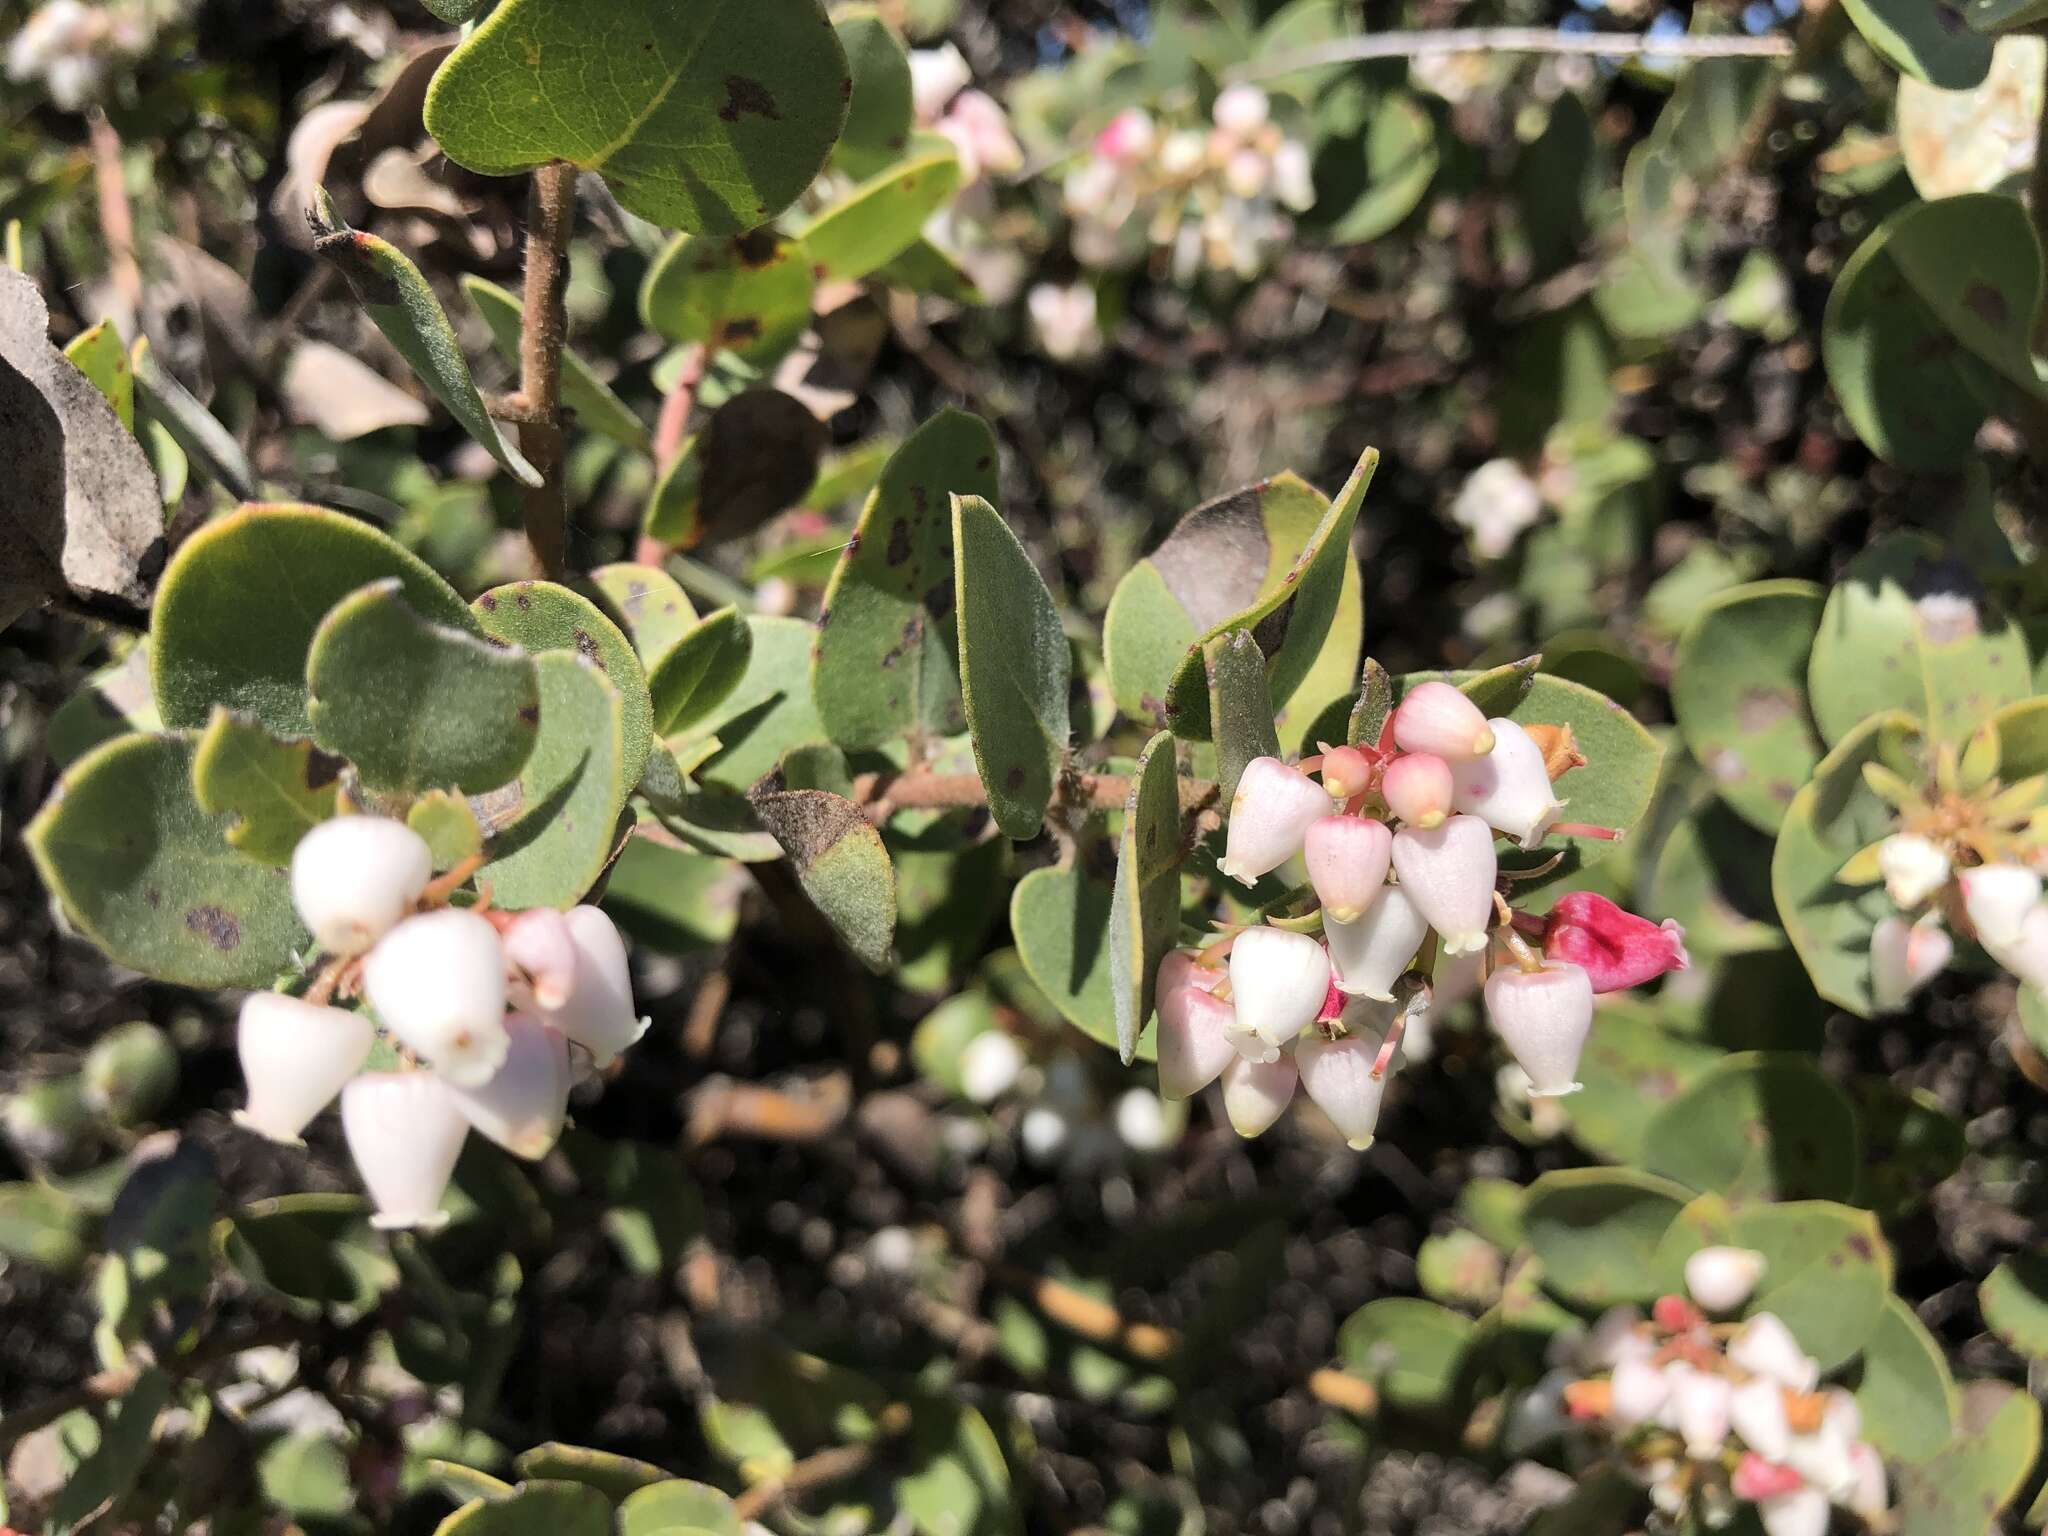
[
  {"left": 446, "top": 1014, "right": 572, "bottom": 1160},
  {"left": 1728, "top": 1313, "right": 1818, "bottom": 1393},
  {"left": 1731, "top": 1375, "right": 1793, "bottom": 1462},
  {"left": 1304, "top": 815, "right": 1392, "bottom": 923},
  {"left": 1685, "top": 1245, "right": 1766, "bottom": 1313},
  {"left": 1157, "top": 988, "right": 1238, "bottom": 1100},
  {"left": 1325, "top": 885, "right": 1429, "bottom": 1000},
  {"left": 539, "top": 906, "right": 648, "bottom": 1068},
  {"left": 234, "top": 993, "right": 374, "bottom": 1145},
  {"left": 1093, "top": 107, "right": 1156, "bottom": 164},
  {"left": 1221, "top": 1051, "right": 1297, "bottom": 1137},
  {"left": 1653, "top": 1293, "right": 1706, "bottom": 1334},
  {"left": 1382, "top": 753, "right": 1454, "bottom": 828},
  {"left": 340, "top": 1071, "right": 469, "bottom": 1230},
  {"left": 290, "top": 815, "right": 432, "bottom": 956},
  {"left": 1451, "top": 718, "right": 1564, "bottom": 848},
  {"left": 1391, "top": 681, "right": 1496, "bottom": 761},
  {"left": 1542, "top": 892, "right": 1690, "bottom": 993},
  {"left": 1483, "top": 960, "right": 1592, "bottom": 1096},
  {"left": 1758, "top": 1487, "right": 1829, "bottom": 1536},
  {"left": 1219, "top": 757, "right": 1331, "bottom": 886},
  {"left": 1869, "top": 914, "right": 1953, "bottom": 1011},
  {"left": 504, "top": 907, "right": 578, "bottom": 1012},
  {"left": 1610, "top": 1357, "right": 1668, "bottom": 1427},
  {"left": 1157, "top": 948, "right": 1225, "bottom": 999},
  {"left": 1225, "top": 927, "right": 1330, "bottom": 1062},
  {"left": 1293, "top": 1025, "right": 1390, "bottom": 1149},
  {"left": 361, "top": 909, "right": 511, "bottom": 1088},
  {"left": 1666, "top": 1364, "right": 1733, "bottom": 1459},
  {"left": 1318, "top": 744, "right": 1373, "bottom": 801},
  {"left": 1959, "top": 861, "right": 2041, "bottom": 950},
  {"left": 1733, "top": 1453, "right": 1805, "bottom": 1502},
  {"left": 1986, "top": 901, "right": 2048, "bottom": 990},
  {"left": 1391, "top": 815, "right": 1498, "bottom": 955},
  {"left": 1212, "top": 82, "right": 1270, "bottom": 137}
]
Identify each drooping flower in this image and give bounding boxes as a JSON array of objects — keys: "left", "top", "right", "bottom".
[
  {"left": 1731, "top": 1376, "right": 1793, "bottom": 1463},
  {"left": 1450, "top": 718, "right": 1564, "bottom": 848},
  {"left": 1225, "top": 927, "right": 1330, "bottom": 1063},
  {"left": 538, "top": 907, "right": 648, "bottom": 1068},
  {"left": 1958, "top": 861, "right": 2042, "bottom": 950},
  {"left": 1293, "top": 1021, "right": 1391, "bottom": 1149},
  {"left": 290, "top": 814, "right": 432, "bottom": 956},
  {"left": 1157, "top": 987, "right": 1238, "bottom": 1100},
  {"left": 1390, "top": 681, "right": 1496, "bottom": 761},
  {"left": 1542, "top": 892, "right": 1690, "bottom": 992},
  {"left": 1221, "top": 1051, "right": 1297, "bottom": 1136},
  {"left": 1869, "top": 914, "right": 1953, "bottom": 1011},
  {"left": 1325, "top": 884, "right": 1430, "bottom": 1000},
  {"left": 1732, "top": 1453, "right": 1805, "bottom": 1502},
  {"left": 1684, "top": 1245, "right": 1766, "bottom": 1313},
  {"left": 1666, "top": 1363, "right": 1734, "bottom": 1459},
  {"left": 340, "top": 1072, "right": 470, "bottom": 1231},
  {"left": 1391, "top": 814, "right": 1498, "bottom": 954},
  {"left": 361, "top": 909, "right": 511, "bottom": 1088},
  {"left": 1609, "top": 1357, "right": 1668, "bottom": 1427},
  {"left": 1219, "top": 756, "right": 1332, "bottom": 886},
  {"left": 1482, "top": 960, "right": 1593, "bottom": 1096},
  {"left": 1093, "top": 107, "right": 1156, "bottom": 164},
  {"left": 1876, "top": 832, "right": 1950, "bottom": 909},
  {"left": 1985, "top": 901, "right": 2048, "bottom": 991},
  {"left": 1381, "top": 752, "right": 1453, "bottom": 828},
  {"left": 446, "top": 1013, "right": 572, "bottom": 1160},
  {"left": 233, "top": 993, "right": 374, "bottom": 1144},
  {"left": 503, "top": 906, "right": 579, "bottom": 1012},
  {"left": 1728, "top": 1313, "right": 1819, "bottom": 1393},
  {"left": 1303, "top": 815, "right": 1392, "bottom": 923},
  {"left": 1211, "top": 83, "right": 1270, "bottom": 138}
]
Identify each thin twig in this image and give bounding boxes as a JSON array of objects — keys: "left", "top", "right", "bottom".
[
  {"left": 730, "top": 1408, "right": 910, "bottom": 1520},
  {"left": 517, "top": 161, "right": 577, "bottom": 578},
  {"left": 85, "top": 108, "right": 143, "bottom": 330},
  {"left": 1234, "top": 26, "right": 1792, "bottom": 82}
]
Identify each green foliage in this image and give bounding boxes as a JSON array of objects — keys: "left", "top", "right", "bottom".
[
  {"left": 433, "top": 1479, "right": 614, "bottom": 1536},
  {"left": 831, "top": 8, "right": 916, "bottom": 177},
  {"left": 586, "top": 563, "right": 698, "bottom": 669},
  {"left": 748, "top": 779, "right": 898, "bottom": 968},
  {"left": 1559, "top": 1004, "right": 1721, "bottom": 1164},
  {"left": 1893, "top": 1382, "right": 2042, "bottom": 1536},
  {"left": 644, "top": 390, "right": 827, "bottom": 549},
  {"left": 647, "top": 606, "right": 754, "bottom": 737},
  {"left": 1638, "top": 1052, "right": 1861, "bottom": 1203},
  {"left": 799, "top": 143, "right": 964, "bottom": 283},
  {"left": 1493, "top": 672, "right": 1663, "bottom": 883},
  {"left": 953, "top": 493, "right": 1072, "bottom": 839},
  {"left": 424, "top": 0, "right": 851, "bottom": 233},
  {"left": 618, "top": 1479, "right": 743, "bottom": 1536},
  {"left": 511, "top": 1445, "right": 672, "bottom": 1500},
  {"left": 474, "top": 579, "right": 654, "bottom": 784},
  {"left": 1980, "top": 1252, "right": 2048, "bottom": 1359},
  {"left": 1108, "top": 730, "right": 1184, "bottom": 1064},
  {"left": 641, "top": 230, "right": 816, "bottom": 362},
  {"left": 63, "top": 319, "right": 133, "bottom": 431},
  {"left": 1521, "top": 1167, "right": 1692, "bottom": 1309},
  {"left": 1205, "top": 629, "right": 1280, "bottom": 808},
  {"left": 462, "top": 276, "right": 651, "bottom": 452},
  {"left": 1854, "top": 1293, "right": 1959, "bottom": 1462},
  {"left": 1335, "top": 1297, "right": 1475, "bottom": 1414},
  {"left": 1009, "top": 862, "right": 1157, "bottom": 1059},
  {"left": 1840, "top": 0, "right": 1993, "bottom": 86},
  {"left": 190, "top": 707, "right": 339, "bottom": 865}
]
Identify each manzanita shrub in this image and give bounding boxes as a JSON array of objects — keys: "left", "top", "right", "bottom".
[{"left": 4, "top": 0, "right": 2048, "bottom": 1531}]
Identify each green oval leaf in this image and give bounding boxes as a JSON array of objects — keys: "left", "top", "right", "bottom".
[
  {"left": 1559, "top": 1003, "right": 1721, "bottom": 1165},
  {"left": 152, "top": 503, "right": 477, "bottom": 736},
  {"left": 308, "top": 580, "right": 541, "bottom": 796},
  {"left": 953, "top": 493, "right": 1071, "bottom": 840},
  {"left": 423, "top": 0, "right": 851, "bottom": 234},
  {"left": 1522, "top": 1166, "right": 1693, "bottom": 1309},
  {"left": 814, "top": 410, "right": 1000, "bottom": 748},
  {"left": 644, "top": 388, "right": 827, "bottom": 549},
  {"left": 1981, "top": 1252, "right": 2048, "bottom": 1360},
  {"left": 1894, "top": 1381, "right": 2042, "bottom": 1536},
  {"left": 511, "top": 1444, "right": 672, "bottom": 1500},
  {"left": 1855, "top": 1292, "right": 1959, "bottom": 1463},
  {"left": 475, "top": 579, "right": 654, "bottom": 785},
  {"left": 461, "top": 275, "right": 651, "bottom": 452},
  {"left": 641, "top": 229, "right": 816, "bottom": 363},
  {"left": 831, "top": 7, "right": 914, "bottom": 177},
  {"left": 799, "top": 142, "right": 963, "bottom": 284},
  {"left": 1495, "top": 672, "right": 1663, "bottom": 883},
  {"left": 1842, "top": 0, "right": 1993, "bottom": 86},
  {"left": 648, "top": 605, "right": 754, "bottom": 737},
  {"left": 191, "top": 708, "right": 340, "bottom": 866},
  {"left": 1335, "top": 1297, "right": 1475, "bottom": 1413},
  {"left": 26, "top": 732, "right": 308, "bottom": 987},
  {"left": 586, "top": 563, "right": 698, "bottom": 670},
  {"left": 1109, "top": 730, "right": 1185, "bottom": 1064},
  {"left": 1671, "top": 578, "right": 1825, "bottom": 833},
  {"left": 432, "top": 1480, "right": 614, "bottom": 1536},
  {"left": 1639, "top": 1051, "right": 1861, "bottom": 1203},
  {"left": 680, "top": 615, "right": 827, "bottom": 791},
  {"left": 64, "top": 319, "right": 134, "bottom": 432},
  {"left": 1009, "top": 862, "right": 1156, "bottom": 1061},
  {"left": 747, "top": 779, "right": 896, "bottom": 968},
  {"left": 49, "top": 643, "right": 162, "bottom": 771},
  {"left": 618, "top": 1479, "right": 743, "bottom": 1536}
]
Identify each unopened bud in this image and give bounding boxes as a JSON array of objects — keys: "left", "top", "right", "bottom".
[
  {"left": 446, "top": 1014, "right": 572, "bottom": 1159},
  {"left": 1093, "top": 106, "right": 1156, "bottom": 164},
  {"left": 538, "top": 906, "right": 649, "bottom": 1067},
  {"left": 1293, "top": 1025, "right": 1390, "bottom": 1148},
  {"left": 361, "top": 909, "right": 510, "bottom": 1088},
  {"left": 340, "top": 1071, "right": 470, "bottom": 1230},
  {"left": 1382, "top": 752, "right": 1454, "bottom": 828},
  {"left": 1543, "top": 892, "right": 1689, "bottom": 993},
  {"left": 1220, "top": 1051, "right": 1297, "bottom": 1137},
  {"left": 1959, "top": 861, "right": 2041, "bottom": 950},
  {"left": 1731, "top": 1375, "right": 1792, "bottom": 1463},
  {"left": 1158, "top": 987, "right": 1238, "bottom": 1100},
  {"left": 1219, "top": 757, "right": 1331, "bottom": 886},
  {"left": 1733, "top": 1453, "right": 1806, "bottom": 1502},
  {"left": 1666, "top": 1363, "right": 1733, "bottom": 1460},
  {"left": 1684, "top": 1245, "right": 1766, "bottom": 1313},
  {"left": 503, "top": 907, "right": 579, "bottom": 1012},
  {"left": 1212, "top": 82, "right": 1270, "bottom": 137},
  {"left": 1845, "top": 1443, "right": 1887, "bottom": 1522},
  {"left": 82, "top": 1021, "right": 177, "bottom": 1126},
  {"left": 234, "top": 993, "right": 374, "bottom": 1145},
  {"left": 1304, "top": 815, "right": 1392, "bottom": 923},
  {"left": 1222, "top": 146, "right": 1267, "bottom": 198},
  {"left": 1272, "top": 139, "right": 1315, "bottom": 212},
  {"left": 1877, "top": 833, "right": 1950, "bottom": 910},
  {"left": 1326, "top": 884, "right": 1430, "bottom": 1001},
  {"left": 1482, "top": 960, "right": 1592, "bottom": 1096},
  {"left": 1451, "top": 718, "right": 1564, "bottom": 848},
  {"left": 1610, "top": 1357, "right": 1668, "bottom": 1426},
  {"left": 1728, "top": 1313, "right": 1819, "bottom": 1393},
  {"left": 1317, "top": 744, "right": 1373, "bottom": 801},
  {"left": 290, "top": 815, "right": 433, "bottom": 956},
  {"left": 1653, "top": 1293, "right": 1706, "bottom": 1334},
  {"left": 1986, "top": 901, "right": 2048, "bottom": 991},
  {"left": 1225, "top": 927, "right": 1330, "bottom": 1062},
  {"left": 1392, "top": 815, "right": 1498, "bottom": 955},
  {"left": 1870, "top": 913, "right": 1951, "bottom": 1011},
  {"left": 1759, "top": 1487, "right": 1830, "bottom": 1536},
  {"left": 1391, "top": 681, "right": 1495, "bottom": 761}
]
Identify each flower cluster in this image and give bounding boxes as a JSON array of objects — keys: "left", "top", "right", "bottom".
[
  {"left": 909, "top": 43, "right": 1024, "bottom": 187},
  {"left": 1153, "top": 682, "right": 1687, "bottom": 1142},
  {"left": 1062, "top": 84, "right": 1316, "bottom": 282},
  {"left": 6, "top": 0, "right": 176, "bottom": 111},
  {"left": 1549, "top": 1250, "right": 1888, "bottom": 1536},
  {"left": 236, "top": 816, "right": 646, "bottom": 1230}
]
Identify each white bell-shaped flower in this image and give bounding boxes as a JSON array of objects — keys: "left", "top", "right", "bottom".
[
  {"left": 1450, "top": 719, "right": 1564, "bottom": 848},
  {"left": 1845, "top": 1441, "right": 1887, "bottom": 1522},
  {"left": 1212, "top": 82, "right": 1270, "bottom": 136},
  {"left": 537, "top": 906, "right": 649, "bottom": 1067},
  {"left": 1293, "top": 1024, "right": 1390, "bottom": 1149},
  {"left": 1219, "top": 757, "right": 1331, "bottom": 886},
  {"left": 1728, "top": 1313, "right": 1819, "bottom": 1393},
  {"left": 1221, "top": 1051, "right": 1297, "bottom": 1137},
  {"left": 1685, "top": 1245, "right": 1767, "bottom": 1313},
  {"left": 233, "top": 992, "right": 374, "bottom": 1144},
  {"left": 1225, "top": 927, "right": 1330, "bottom": 1063},
  {"left": 503, "top": 906, "right": 579, "bottom": 1011},
  {"left": 1583, "top": 1305, "right": 1654, "bottom": 1370},
  {"left": 1610, "top": 1357, "right": 1668, "bottom": 1427},
  {"left": 1382, "top": 752, "right": 1453, "bottom": 829},
  {"left": 1870, "top": 915, "right": 1953, "bottom": 1012},
  {"left": 1390, "top": 681, "right": 1496, "bottom": 761},
  {"left": 1877, "top": 832, "right": 1950, "bottom": 909},
  {"left": 361, "top": 908, "right": 510, "bottom": 1088},
  {"left": 1391, "top": 815, "right": 1498, "bottom": 955},
  {"left": 290, "top": 815, "right": 432, "bottom": 956},
  {"left": 1758, "top": 1487, "right": 1830, "bottom": 1536},
  {"left": 1303, "top": 814, "right": 1391, "bottom": 923},
  {"left": 1325, "top": 885, "right": 1429, "bottom": 1000},
  {"left": 1784, "top": 1391, "right": 1863, "bottom": 1500},
  {"left": 1157, "top": 988, "right": 1239, "bottom": 1100},
  {"left": 1483, "top": 960, "right": 1593, "bottom": 1097},
  {"left": 446, "top": 1013, "right": 572, "bottom": 1160},
  {"left": 1666, "top": 1363, "right": 1733, "bottom": 1460},
  {"left": 1960, "top": 861, "right": 2042, "bottom": 950},
  {"left": 1986, "top": 901, "right": 2048, "bottom": 990},
  {"left": 340, "top": 1071, "right": 470, "bottom": 1230},
  {"left": 1731, "top": 1376, "right": 1793, "bottom": 1462}
]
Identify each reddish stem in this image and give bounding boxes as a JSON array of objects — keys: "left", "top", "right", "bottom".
[{"left": 1551, "top": 821, "right": 1623, "bottom": 842}]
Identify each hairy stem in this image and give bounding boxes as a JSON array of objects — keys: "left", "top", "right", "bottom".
[{"left": 517, "top": 161, "right": 577, "bottom": 578}]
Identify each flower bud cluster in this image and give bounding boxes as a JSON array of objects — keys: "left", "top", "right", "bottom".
[
  {"left": 1157, "top": 687, "right": 1685, "bottom": 1144},
  {"left": 1062, "top": 86, "right": 1316, "bottom": 282},
  {"left": 7, "top": 0, "right": 175, "bottom": 112},
  {"left": 1552, "top": 1253, "right": 1888, "bottom": 1536},
  {"left": 236, "top": 816, "right": 647, "bottom": 1230},
  {"left": 909, "top": 43, "right": 1024, "bottom": 186},
  {"left": 1862, "top": 837, "right": 2048, "bottom": 1010}
]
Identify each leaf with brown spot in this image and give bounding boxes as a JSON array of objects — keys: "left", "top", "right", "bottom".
[
  {"left": 644, "top": 389, "right": 826, "bottom": 549},
  {"left": 191, "top": 707, "right": 341, "bottom": 867},
  {"left": 474, "top": 579, "right": 654, "bottom": 785},
  {"left": 748, "top": 776, "right": 896, "bottom": 968}
]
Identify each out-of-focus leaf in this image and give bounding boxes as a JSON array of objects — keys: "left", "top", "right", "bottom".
[
  {"left": 645, "top": 389, "right": 827, "bottom": 548},
  {"left": 1639, "top": 1052, "right": 1861, "bottom": 1203},
  {"left": 832, "top": 7, "right": 915, "bottom": 176},
  {"left": 63, "top": 320, "right": 133, "bottom": 431},
  {"left": 44, "top": 1368, "right": 172, "bottom": 1535},
  {"left": 1842, "top": 0, "right": 1993, "bottom": 86},
  {"left": 462, "top": 276, "right": 651, "bottom": 451},
  {"left": 1335, "top": 1298, "right": 1475, "bottom": 1414},
  {"left": 48, "top": 643, "right": 162, "bottom": 770},
  {"left": 1855, "top": 1293, "right": 1959, "bottom": 1462},
  {"left": 799, "top": 142, "right": 963, "bottom": 283},
  {"left": 1981, "top": 1252, "right": 2048, "bottom": 1360},
  {"left": 601, "top": 831, "right": 746, "bottom": 953},
  {"left": 512, "top": 1444, "right": 671, "bottom": 1500},
  {"left": 1893, "top": 1381, "right": 2041, "bottom": 1536},
  {"left": 431, "top": 1479, "right": 614, "bottom": 1536},
  {"left": 1522, "top": 1166, "right": 1692, "bottom": 1309},
  {"left": 641, "top": 229, "right": 815, "bottom": 363}
]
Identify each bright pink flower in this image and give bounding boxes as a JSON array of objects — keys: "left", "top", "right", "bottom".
[
  {"left": 1653, "top": 1293, "right": 1705, "bottom": 1334},
  {"left": 1542, "top": 892, "right": 1689, "bottom": 993},
  {"left": 1733, "top": 1453, "right": 1805, "bottom": 1502},
  {"left": 1381, "top": 752, "right": 1454, "bottom": 828}
]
